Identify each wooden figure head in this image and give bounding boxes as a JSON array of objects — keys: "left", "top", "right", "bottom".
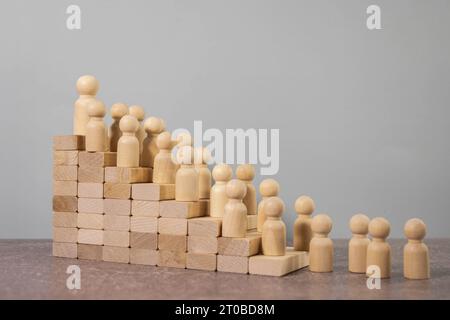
[
  {"left": 369, "top": 217, "right": 390, "bottom": 240},
  {"left": 212, "top": 164, "right": 233, "bottom": 182},
  {"left": 294, "top": 195, "right": 315, "bottom": 216},
  {"left": 349, "top": 214, "right": 370, "bottom": 235},
  {"left": 76, "top": 75, "right": 99, "bottom": 95},
  {"left": 129, "top": 105, "right": 145, "bottom": 121},
  {"left": 156, "top": 131, "right": 172, "bottom": 150},
  {"left": 144, "top": 117, "right": 165, "bottom": 135},
  {"left": 226, "top": 179, "right": 247, "bottom": 200},
  {"left": 119, "top": 115, "right": 139, "bottom": 134},
  {"left": 264, "top": 196, "right": 285, "bottom": 219},
  {"left": 87, "top": 100, "right": 106, "bottom": 118},
  {"left": 111, "top": 103, "right": 128, "bottom": 120},
  {"left": 236, "top": 164, "right": 255, "bottom": 181},
  {"left": 404, "top": 218, "right": 426, "bottom": 241},
  {"left": 259, "top": 179, "right": 280, "bottom": 197},
  {"left": 311, "top": 214, "right": 332, "bottom": 236}
]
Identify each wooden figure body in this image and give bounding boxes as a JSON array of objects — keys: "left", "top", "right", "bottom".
[
  {"left": 293, "top": 195, "right": 315, "bottom": 251},
  {"left": 117, "top": 115, "right": 140, "bottom": 168},
  {"left": 257, "top": 179, "right": 280, "bottom": 232},
  {"left": 129, "top": 105, "right": 145, "bottom": 157},
  {"left": 153, "top": 131, "right": 177, "bottom": 184},
  {"left": 403, "top": 218, "right": 430, "bottom": 280},
  {"left": 109, "top": 103, "right": 128, "bottom": 152},
  {"left": 262, "top": 196, "right": 286, "bottom": 256},
  {"left": 222, "top": 179, "right": 248, "bottom": 237},
  {"left": 210, "top": 164, "right": 233, "bottom": 217},
  {"left": 366, "top": 217, "right": 391, "bottom": 279},
  {"left": 236, "top": 164, "right": 257, "bottom": 215},
  {"left": 74, "top": 75, "right": 99, "bottom": 135},
  {"left": 348, "top": 213, "right": 370, "bottom": 273},
  {"left": 194, "top": 147, "right": 212, "bottom": 199},
  {"left": 309, "top": 214, "right": 333, "bottom": 273},
  {"left": 85, "top": 100, "right": 106, "bottom": 152},
  {"left": 173, "top": 131, "right": 193, "bottom": 171},
  {"left": 175, "top": 146, "right": 199, "bottom": 201},
  {"left": 141, "top": 117, "right": 165, "bottom": 167}
]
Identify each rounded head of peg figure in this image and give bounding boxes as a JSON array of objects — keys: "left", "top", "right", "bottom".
[
  {"left": 111, "top": 103, "right": 128, "bottom": 120},
  {"left": 212, "top": 164, "right": 233, "bottom": 182},
  {"left": 236, "top": 164, "right": 255, "bottom": 181},
  {"left": 349, "top": 214, "right": 370, "bottom": 235},
  {"left": 156, "top": 131, "right": 172, "bottom": 150},
  {"left": 368, "top": 217, "right": 390, "bottom": 239},
  {"left": 176, "top": 146, "right": 194, "bottom": 165},
  {"left": 259, "top": 179, "right": 280, "bottom": 197},
  {"left": 144, "top": 117, "right": 165, "bottom": 135},
  {"left": 87, "top": 100, "right": 106, "bottom": 117},
  {"left": 311, "top": 214, "right": 333, "bottom": 235},
  {"left": 76, "top": 75, "right": 99, "bottom": 95},
  {"left": 119, "top": 115, "right": 139, "bottom": 134},
  {"left": 226, "top": 179, "right": 247, "bottom": 200},
  {"left": 128, "top": 105, "right": 145, "bottom": 121},
  {"left": 294, "top": 195, "right": 315, "bottom": 216},
  {"left": 176, "top": 132, "right": 192, "bottom": 147},
  {"left": 404, "top": 218, "right": 426, "bottom": 241},
  {"left": 264, "top": 196, "right": 285, "bottom": 219}
]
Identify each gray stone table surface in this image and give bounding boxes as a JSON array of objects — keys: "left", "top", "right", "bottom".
[{"left": 0, "top": 239, "right": 449, "bottom": 299}]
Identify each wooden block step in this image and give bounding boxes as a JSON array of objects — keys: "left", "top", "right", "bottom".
[
  {"left": 53, "top": 166, "right": 78, "bottom": 181},
  {"left": 130, "top": 217, "right": 158, "bottom": 233},
  {"left": 248, "top": 248, "right": 309, "bottom": 277},
  {"left": 218, "top": 232, "right": 262, "bottom": 257},
  {"left": 53, "top": 242, "right": 77, "bottom": 258},
  {"left": 53, "top": 227, "right": 78, "bottom": 243},
  {"left": 159, "top": 200, "right": 208, "bottom": 219},
  {"left": 158, "top": 217, "right": 187, "bottom": 235},
  {"left": 77, "top": 213, "right": 104, "bottom": 230},
  {"left": 217, "top": 255, "right": 249, "bottom": 274},
  {"left": 104, "top": 199, "right": 130, "bottom": 216},
  {"left": 77, "top": 183, "right": 104, "bottom": 198},
  {"left": 79, "top": 151, "right": 116, "bottom": 167},
  {"left": 158, "top": 234, "right": 187, "bottom": 252},
  {"left": 104, "top": 183, "right": 131, "bottom": 199},
  {"left": 78, "top": 167, "right": 104, "bottom": 183},
  {"left": 53, "top": 135, "right": 85, "bottom": 151},
  {"left": 130, "top": 248, "right": 158, "bottom": 266},
  {"left": 103, "top": 246, "right": 130, "bottom": 264},
  {"left": 247, "top": 214, "right": 257, "bottom": 230},
  {"left": 129, "top": 232, "right": 157, "bottom": 250},
  {"left": 78, "top": 229, "right": 103, "bottom": 245},
  {"left": 78, "top": 198, "right": 103, "bottom": 214},
  {"left": 103, "top": 215, "right": 130, "bottom": 231},
  {"left": 131, "top": 183, "right": 175, "bottom": 201},
  {"left": 188, "top": 217, "right": 222, "bottom": 237},
  {"left": 53, "top": 196, "right": 78, "bottom": 212},
  {"left": 53, "top": 181, "right": 77, "bottom": 196},
  {"left": 188, "top": 236, "right": 218, "bottom": 254},
  {"left": 105, "top": 167, "right": 152, "bottom": 183},
  {"left": 53, "top": 212, "right": 77, "bottom": 228},
  {"left": 158, "top": 250, "right": 186, "bottom": 269},
  {"left": 77, "top": 244, "right": 103, "bottom": 261},
  {"left": 186, "top": 253, "right": 217, "bottom": 271},
  {"left": 103, "top": 230, "right": 129, "bottom": 247},
  {"left": 53, "top": 150, "right": 79, "bottom": 166},
  {"left": 131, "top": 200, "right": 159, "bottom": 217}
]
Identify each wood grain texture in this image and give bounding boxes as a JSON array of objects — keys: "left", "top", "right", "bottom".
[
  {"left": 53, "top": 212, "right": 78, "bottom": 228},
  {"left": 247, "top": 214, "right": 257, "bottom": 230},
  {"left": 52, "top": 242, "right": 77, "bottom": 258},
  {"left": 53, "top": 181, "right": 77, "bottom": 196},
  {"left": 158, "top": 217, "right": 188, "bottom": 235},
  {"left": 129, "top": 232, "right": 157, "bottom": 249},
  {"left": 130, "top": 248, "right": 158, "bottom": 266},
  {"left": 186, "top": 253, "right": 217, "bottom": 271},
  {"left": 131, "top": 200, "right": 159, "bottom": 217},
  {"left": 104, "top": 199, "right": 130, "bottom": 216},
  {"left": 249, "top": 249, "right": 309, "bottom": 276},
  {"left": 130, "top": 217, "right": 158, "bottom": 233},
  {"left": 104, "top": 183, "right": 131, "bottom": 199},
  {"left": 77, "top": 213, "right": 104, "bottom": 230},
  {"left": 103, "top": 230, "right": 129, "bottom": 247},
  {"left": 159, "top": 200, "right": 208, "bottom": 219},
  {"left": 104, "top": 167, "right": 152, "bottom": 183},
  {"left": 158, "top": 250, "right": 186, "bottom": 269},
  {"left": 78, "top": 166, "right": 104, "bottom": 183},
  {"left": 53, "top": 135, "right": 85, "bottom": 151},
  {"left": 158, "top": 234, "right": 187, "bottom": 252},
  {"left": 77, "top": 244, "right": 103, "bottom": 261},
  {"left": 188, "top": 236, "right": 218, "bottom": 254},
  {"left": 78, "top": 229, "right": 103, "bottom": 245},
  {"left": 103, "top": 246, "right": 130, "bottom": 264},
  {"left": 53, "top": 166, "right": 78, "bottom": 181},
  {"left": 131, "top": 183, "right": 175, "bottom": 200},
  {"left": 77, "top": 183, "right": 104, "bottom": 198},
  {"left": 79, "top": 151, "right": 117, "bottom": 167},
  {"left": 52, "top": 196, "right": 77, "bottom": 213},
  {"left": 188, "top": 217, "right": 222, "bottom": 237},
  {"left": 53, "top": 151, "right": 79, "bottom": 166},
  {"left": 103, "top": 215, "right": 130, "bottom": 231},
  {"left": 218, "top": 233, "right": 262, "bottom": 257},
  {"left": 78, "top": 198, "right": 104, "bottom": 214},
  {"left": 217, "top": 255, "right": 249, "bottom": 274},
  {"left": 53, "top": 227, "right": 78, "bottom": 243}
]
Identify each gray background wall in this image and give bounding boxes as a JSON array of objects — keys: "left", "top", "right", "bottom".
[{"left": 1, "top": 0, "right": 449, "bottom": 239}]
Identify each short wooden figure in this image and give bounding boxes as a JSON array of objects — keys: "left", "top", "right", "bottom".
[
  {"left": 141, "top": 117, "right": 165, "bottom": 167},
  {"left": 175, "top": 146, "right": 199, "bottom": 201},
  {"left": 210, "top": 164, "right": 233, "bottom": 218},
  {"left": 222, "top": 179, "right": 248, "bottom": 238},
  {"left": 74, "top": 75, "right": 99, "bottom": 135},
  {"left": 109, "top": 103, "right": 128, "bottom": 152},
  {"left": 309, "top": 214, "right": 333, "bottom": 273},
  {"left": 257, "top": 179, "right": 280, "bottom": 232},
  {"left": 117, "top": 115, "right": 140, "bottom": 168},
  {"left": 236, "top": 164, "right": 257, "bottom": 215},
  {"left": 403, "top": 218, "right": 430, "bottom": 280},
  {"left": 348, "top": 213, "right": 370, "bottom": 273},
  {"left": 366, "top": 217, "right": 391, "bottom": 279},
  {"left": 293, "top": 195, "right": 315, "bottom": 252},
  {"left": 86, "top": 100, "right": 106, "bottom": 152},
  {"left": 153, "top": 131, "right": 177, "bottom": 184},
  {"left": 194, "top": 147, "right": 212, "bottom": 199},
  {"left": 262, "top": 196, "right": 286, "bottom": 256},
  {"left": 128, "top": 105, "right": 145, "bottom": 155}
]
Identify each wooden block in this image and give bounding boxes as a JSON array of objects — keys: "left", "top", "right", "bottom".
[
  {"left": 77, "top": 244, "right": 103, "bottom": 261},
  {"left": 104, "top": 183, "right": 131, "bottom": 199},
  {"left": 53, "top": 135, "right": 85, "bottom": 151},
  {"left": 160, "top": 200, "right": 208, "bottom": 219},
  {"left": 158, "top": 234, "right": 187, "bottom": 252},
  {"left": 79, "top": 151, "right": 117, "bottom": 167},
  {"left": 53, "top": 181, "right": 77, "bottom": 196},
  {"left": 53, "top": 212, "right": 77, "bottom": 228},
  {"left": 249, "top": 249, "right": 309, "bottom": 276},
  {"left": 218, "top": 233, "right": 262, "bottom": 257},
  {"left": 104, "top": 230, "right": 129, "bottom": 247},
  {"left": 217, "top": 255, "right": 249, "bottom": 274},
  {"left": 131, "top": 183, "right": 175, "bottom": 200},
  {"left": 53, "top": 150, "right": 79, "bottom": 166},
  {"left": 131, "top": 200, "right": 159, "bottom": 217},
  {"left": 188, "top": 217, "right": 222, "bottom": 237},
  {"left": 158, "top": 217, "right": 187, "bottom": 235},
  {"left": 188, "top": 236, "right": 218, "bottom": 254},
  {"left": 105, "top": 167, "right": 152, "bottom": 183},
  {"left": 78, "top": 229, "right": 103, "bottom": 245},
  {"left": 247, "top": 214, "right": 257, "bottom": 230},
  {"left": 53, "top": 196, "right": 77, "bottom": 212},
  {"left": 130, "top": 248, "right": 158, "bottom": 265},
  {"left": 130, "top": 232, "right": 157, "bottom": 249},
  {"left": 77, "top": 213, "right": 104, "bottom": 230},
  {"left": 187, "top": 253, "right": 217, "bottom": 271},
  {"left": 78, "top": 166, "right": 104, "bottom": 183},
  {"left": 158, "top": 250, "right": 186, "bottom": 269},
  {"left": 78, "top": 198, "right": 103, "bottom": 214},
  {"left": 53, "top": 227, "right": 78, "bottom": 243},
  {"left": 104, "top": 215, "right": 130, "bottom": 231},
  {"left": 130, "top": 217, "right": 158, "bottom": 233},
  {"left": 53, "top": 166, "right": 78, "bottom": 181},
  {"left": 103, "top": 246, "right": 130, "bottom": 264},
  {"left": 53, "top": 242, "right": 77, "bottom": 258},
  {"left": 104, "top": 199, "right": 131, "bottom": 216},
  {"left": 77, "top": 183, "right": 103, "bottom": 198}
]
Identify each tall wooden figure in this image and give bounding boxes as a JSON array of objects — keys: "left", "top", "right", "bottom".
[
  {"left": 257, "top": 179, "right": 280, "bottom": 232},
  {"left": 262, "top": 196, "right": 286, "bottom": 256},
  {"left": 210, "top": 164, "right": 233, "bottom": 218},
  {"left": 86, "top": 100, "right": 106, "bottom": 152},
  {"left": 195, "top": 147, "right": 212, "bottom": 199},
  {"left": 109, "top": 103, "right": 128, "bottom": 152},
  {"left": 153, "top": 131, "right": 177, "bottom": 184},
  {"left": 366, "top": 217, "right": 391, "bottom": 279},
  {"left": 74, "top": 75, "right": 99, "bottom": 135},
  {"left": 117, "top": 115, "right": 140, "bottom": 168},
  {"left": 348, "top": 213, "right": 370, "bottom": 273},
  {"left": 236, "top": 164, "right": 257, "bottom": 215},
  {"left": 175, "top": 146, "right": 199, "bottom": 201},
  {"left": 403, "top": 218, "right": 430, "bottom": 280},
  {"left": 309, "top": 214, "right": 333, "bottom": 272},
  {"left": 222, "top": 179, "right": 247, "bottom": 238},
  {"left": 293, "top": 195, "right": 315, "bottom": 252},
  {"left": 142, "top": 117, "right": 165, "bottom": 167},
  {"left": 128, "top": 105, "right": 145, "bottom": 157}
]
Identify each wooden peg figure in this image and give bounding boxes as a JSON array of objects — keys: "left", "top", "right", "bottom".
[
  {"left": 236, "top": 164, "right": 257, "bottom": 215},
  {"left": 74, "top": 75, "right": 99, "bottom": 135},
  {"left": 257, "top": 179, "right": 280, "bottom": 232},
  {"left": 222, "top": 179, "right": 248, "bottom": 238},
  {"left": 141, "top": 117, "right": 165, "bottom": 167},
  {"left": 173, "top": 131, "right": 193, "bottom": 170},
  {"left": 293, "top": 195, "right": 315, "bottom": 252},
  {"left": 210, "top": 164, "right": 233, "bottom": 218},
  {"left": 348, "top": 213, "right": 370, "bottom": 273},
  {"left": 128, "top": 105, "right": 145, "bottom": 156},
  {"left": 85, "top": 100, "right": 106, "bottom": 152},
  {"left": 262, "top": 196, "right": 286, "bottom": 256},
  {"left": 175, "top": 146, "right": 199, "bottom": 201},
  {"left": 153, "top": 131, "right": 177, "bottom": 184},
  {"left": 109, "top": 103, "right": 128, "bottom": 152},
  {"left": 309, "top": 214, "right": 333, "bottom": 272},
  {"left": 194, "top": 147, "right": 212, "bottom": 199},
  {"left": 403, "top": 218, "right": 430, "bottom": 280},
  {"left": 366, "top": 217, "right": 391, "bottom": 279},
  {"left": 117, "top": 115, "right": 140, "bottom": 168}
]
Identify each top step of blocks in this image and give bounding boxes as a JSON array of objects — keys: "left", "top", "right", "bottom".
[
  {"left": 79, "top": 151, "right": 117, "bottom": 167},
  {"left": 53, "top": 135, "right": 85, "bottom": 151}
]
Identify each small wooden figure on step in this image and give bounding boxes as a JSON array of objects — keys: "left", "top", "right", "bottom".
[
  {"left": 109, "top": 103, "right": 128, "bottom": 152},
  {"left": 404, "top": 218, "right": 430, "bottom": 280},
  {"left": 153, "top": 131, "right": 177, "bottom": 184},
  {"left": 117, "top": 115, "right": 140, "bottom": 168},
  {"left": 210, "top": 164, "right": 233, "bottom": 217},
  {"left": 194, "top": 147, "right": 212, "bottom": 199},
  {"left": 222, "top": 179, "right": 247, "bottom": 237},
  {"left": 309, "top": 214, "right": 333, "bottom": 272},
  {"left": 175, "top": 146, "right": 199, "bottom": 201},
  {"left": 74, "top": 75, "right": 99, "bottom": 135},
  {"left": 142, "top": 117, "right": 165, "bottom": 167},
  {"left": 348, "top": 213, "right": 370, "bottom": 273},
  {"left": 86, "top": 100, "right": 106, "bottom": 152},
  {"left": 366, "top": 217, "right": 391, "bottom": 279},
  {"left": 257, "top": 179, "right": 280, "bottom": 232},
  {"left": 236, "top": 164, "right": 257, "bottom": 215},
  {"left": 293, "top": 195, "right": 315, "bottom": 252},
  {"left": 262, "top": 196, "right": 286, "bottom": 256},
  {"left": 128, "top": 105, "right": 145, "bottom": 156}
]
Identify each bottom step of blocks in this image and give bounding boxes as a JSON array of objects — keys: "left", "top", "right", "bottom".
[
  {"left": 103, "top": 246, "right": 130, "bottom": 264},
  {"left": 53, "top": 242, "right": 77, "bottom": 258},
  {"left": 158, "top": 250, "right": 186, "bottom": 269},
  {"left": 78, "top": 244, "right": 103, "bottom": 261},
  {"left": 130, "top": 248, "right": 158, "bottom": 266},
  {"left": 217, "top": 255, "right": 249, "bottom": 274},
  {"left": 186, "top": 253, "right": 217, "bottom": 271},
  {"left": 248, "top": 248, "right": 309, "bottom": 276}
]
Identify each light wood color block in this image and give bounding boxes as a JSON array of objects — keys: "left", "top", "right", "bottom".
[
  {"left": 348, "top": 214, "right": 370, "bottom": 273},
  {"left": 366, "top": 217, "right": 391, "bottom": 278},
  {"left": 77, "top": 182, "right": 103, "bottom": 198},
  {"left": 104, "top": 199, "right": 130, "bottom": 216},
  {"left": 130, "top": 232, "right": 157, "bottom": 249},
  {"left": 159, "top": 200, "right": 208, "bottom": 219},
  {"left": 187, "top": 253, "right": 217, "bottom": 271},
  {"left": 53, "top": 150, "right": 79, "bottom": 166},
  {"left": 77, "top": 244, "right": 103, "bottom": 261},
  {"left": 53, "top": 212, "right": 77, "bottom": 228},
  {"left": 53, "top": 135, "right": 85, "bottom": 151},
  {"left": 53, "top": 196, "right": 77, "bottom": 212},
  {"left": 78, "top": 166, "right": 104, "bottom": 183},
  {"left": 188, "top": 236, "right": 218, "bottom": 254},
  {"left": 77, "top": 213, "right": 104, "bottom": 230},
  {"left": 188, "top": 217, "right": 222, "bottom": 237},
  {"left": 78, "top": 198, "right": 103, "bottom": 214},
  {"left": 53, "top": 166, "right": 78, "bottom": 181},
  {"left": 105, "top": 167, "right": 152, "bottom": 183},
  {"left": 293, "top": 195, "right": 315, "bottom": 251},
  {"left": 130, "top": 248, "right": 158, "bottom": 265},
  {"left": 78, "top": 229, "right": 103, "bottom": 245},
  {"left": 79, "top": 151, "right": 117, "bottom": 167},
  {"left": 131, "top": 183, "right": 175, "bottom": 201},
  {"left": 247, "top": 214, "right": 257, "bottom": 230},
  {"left": 53, "top": 227, "right": 78, "bottom": 243},
  {"left": 53, "top": 242, "right": 77, "bottom": 258},
  {"left": 158, "top": 234, "right": 187, "bottom": 252},
  {"left": 53, "top": 181, "right": 77, "bottom": 196},
  {"left": 249, "top": 248, "right": 309, "bottom": 277},
  {"left": 218, "top": 232, "right": 262, "bottom": 257},
  {"left": 158, "top": 217, "right": 187, "bottom": 235},
  {"left": 103, "top": 215, "right": 130, "bottom": 231},
  {"left": 104, "top": 183, "right": 131, "bottom": 199},
  {"left": 130, "top": 217, "right": 158, "bottom": 233},
  {"left": 217, "top": 255, "right": 248, "bottom": 274},
  {"left": 103, "top": 230, "right": 130, "bottom": 247},
  {"left": 103, "top": 246, "right": 130, "bottom": 264},
  {"left": 131, "top": 200, "right": 159, "bottom": 217},
  {"left": 403, "top": 218, "right": 430, "bottom": 280},
  {"left": 158, "top": 250, "right": 186, "bottom": 269}
]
